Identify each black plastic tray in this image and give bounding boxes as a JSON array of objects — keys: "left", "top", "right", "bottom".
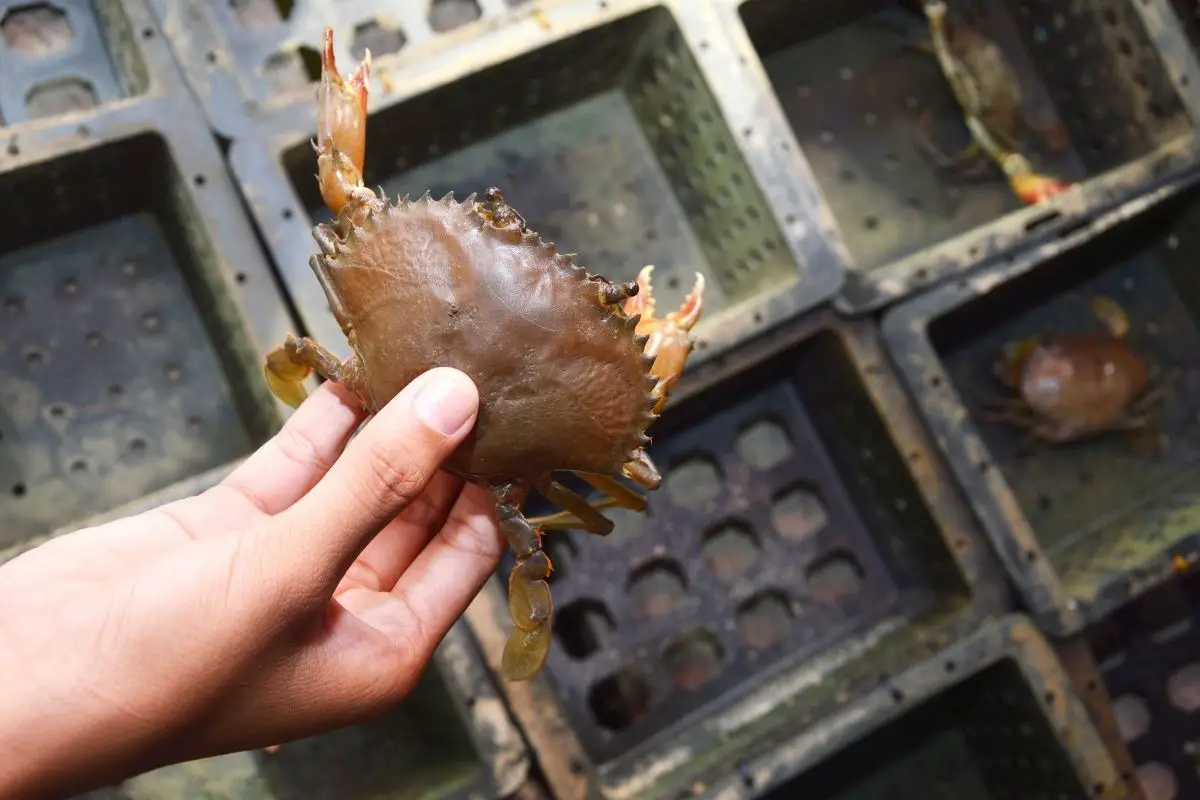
[
  {"left": 882, "top": 165, "right": 1200, "bottom": 640},
  {"left": 1084, "top": 571, "right": 1200, "bottom": 800},
  {"left": 464, "top": 311, "right": 1009, "bottom": 800},
  {"left": 225, "top": 0, "right": 845, "bottom": 369},
  {"left": 713, "top": 0, "right": 1200, "bottom": 314},
  {"left": 700, "top": 616, "right": 1129, "bottom": 800}
]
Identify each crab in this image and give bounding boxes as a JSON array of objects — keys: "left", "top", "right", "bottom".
[
  {"left": 261, "top": 27, "right": 706, "bottom": 683},
  {"left": 914, "top": 0, "right": 1072, "bottom": 204},
  {"left": 978, "top": 295, "right": 1163, "bottom": 444}
]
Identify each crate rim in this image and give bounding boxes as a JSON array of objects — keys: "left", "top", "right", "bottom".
[
  {"left": 708, "top": 0, "right": 1200, "bottom": 316},
  {"left": 694, "top": 613, "right": 1126, "bottom": 800},
  {"left": 879, "top": 159, "right": 1200, "bottom": 640}
]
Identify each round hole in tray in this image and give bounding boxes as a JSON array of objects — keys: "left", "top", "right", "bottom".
[
  {"left": 1137, "top": 763, "right": 1177, "bottom": 800},
  {"left": 662, "top": 628, "right": 724, "bottom": 691},
  {"left": 665, "top": 453, "right": 722, "bottom": 507},
  {"left": 627, "top": 558, "right": 688, "bottom": 619},
  {"left": 701, "top": 520, "right": 760, "bottom": 582},
  {"left": 69, "top": 459, "right": 87, "bottom": 474},
  {"left": 129, "top": 437, "right": 147, "bottom": 456},
  {"left": 193, "top": 173, "right": 206, "bottom": 187},
  {"left": 736, "top": 416, "right": 793, "bottom": 472},
  {"left": 1111, "top": 693, "right": 1151, "bottom": 742},
  {"left": 107, "top": 383, "right": 123, "bottom": 399},
  {"left": 588, "top": 667, "right": 649, "bottom": 731},
  {"left": 12, "top": 483, "right": 26, "bottom": 497},
  {"left": 771, "top": 483, "right": 828, "bottom": 543},
  {"left": 556, "top": 598, "right": 616, "bottom": 660},
  {"left": 47, "top": 404, "right": 65, "bottom": 419},
  {"left": 736, "top": 589, "right": 793, "bottom": 652},
  {"left": 1166, "top": 662, "right": 1200, "bottom": 713},
  {"left": 806, "top": 550, "right": 864, "bottom": 605}
]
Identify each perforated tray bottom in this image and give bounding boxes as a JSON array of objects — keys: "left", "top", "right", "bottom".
[
  {"left": 311, "top": 92, "right": 725, "bottom": 319},
  {"left": 756, "top": 3, "right": 1083, "bottom": 272},
  {"left": 0, "top": 213, "right": 253, "bottom": 546},
  {"left": 0, "top": 1, "right": 125, "bottom": 125},
  {"left": 506, "top": 338, "right": 910, "bottom": 762},
  {"left": 1090, "top": 577, "right": 1200, "bottom": 800}
]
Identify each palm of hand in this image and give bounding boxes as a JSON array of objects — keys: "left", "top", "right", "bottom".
[{"left": 0, "top": 370, "right": 503, "bottom": 797}]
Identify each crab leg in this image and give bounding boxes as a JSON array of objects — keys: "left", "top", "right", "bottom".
[
  {"left": 264, "top": 333, "right": 371, "bottom": 409},
  {"left": 315, "top": 27, "right": 376, "bottom": 220},
  {"left": 535, "top": 478, "right": 615, "bottom": 535},
  {"left": 526, "top": 470, "right": 650, "bottom": 530},
  {"left": 492, "top": 485, "right": 555, "bottom": 681}
]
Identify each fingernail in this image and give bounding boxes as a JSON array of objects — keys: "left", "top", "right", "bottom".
[{"left": 415, "top": 370, "right": 478, "bottom": 436}]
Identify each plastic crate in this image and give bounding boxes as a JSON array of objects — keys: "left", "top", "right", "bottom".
[
  {"left": 146, "top": 0, "right": 547, "bottom": 139},
  {"left": 464, "top": 310, "right": 1009, "bottom": 800},
  {"left": 0, "top": 0, "right": 187, "bottom": 126},
  {"left": 698, "top": 616, "right": 1129, "bottom": 800},
  {"left": 0, "top": 103, "right": 293, "bottom": 552},
  {"left": 225, "top": 0, "right": 845, "bottom": 368},
  {"left": 711, "top": 0, "right": 1200, "bottom": 313},
  {"left": 882, "top": 166, "right": 1200, "bottom": 639},
  {"left": 1084, "top": 570, "right": 1200, "bottom": 800}
]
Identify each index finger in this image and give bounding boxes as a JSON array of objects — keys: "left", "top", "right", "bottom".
[
  {"left": 260, "top": 367, "right": 480, "bottom": 597},
  {"left": 219, "top": 380, "right": 368, "bottom": 516}
]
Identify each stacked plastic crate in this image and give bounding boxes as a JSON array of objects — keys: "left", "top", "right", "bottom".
[{"left": 8, "top": 0, "right": 1200, "bottom": 797}]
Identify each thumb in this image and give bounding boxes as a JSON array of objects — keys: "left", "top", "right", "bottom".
[{"left": 260, "top": 367, "right": 479, "bottom": 600}]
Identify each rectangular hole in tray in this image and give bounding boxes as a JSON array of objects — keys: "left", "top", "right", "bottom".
[
  {"left": 99, "top": 665, "right": 486, "bottom": 799},
  {"left": 281, "top": 5, "right": 797, "bottom": 322},
  {"left": 928, "top": 181, "right": 1200, "bottom": 604},
  {"left": 1085, "top": 573, "right": 1200, "bottom": 799},
  {"left": 737, "top": 0, "right": 1190, "bottom": 272},
  {"left": 0, "top": 1, "right": 151, "bottom": 126},
  {"left": 758, "top": 658, "right": 1090, "bottom": 799},
  {"left": 506, "top": 329, "right": 970, "bottom": 763},
  {"left": 0, "top": 132, "right": 275, "bottom": 549}
]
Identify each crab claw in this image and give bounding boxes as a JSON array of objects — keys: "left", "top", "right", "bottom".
[
  {"left": 624, "top": 266, "right": 706, "bottom": 415},
  {"left": 315, "top": 26, "right": 371, "bottom": 215},
  {"left": 1010, "top": 171, "right": 1072, "bottom": 205}
]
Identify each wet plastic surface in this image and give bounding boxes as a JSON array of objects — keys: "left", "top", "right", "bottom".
[
  {"left": 1086, "top": 573, "right": 1200, "bottom": 800},
  {"left": 757, "top": 657, "right": 1091, "bottom": 799},
  {"left": 505, "top": 323, "right": 975, "bottom": 763},
  {"left": 0, "top": 1, "right": 148, "bottom": 125},
  {"left": 737, "top": 0, "right": 1189, "bottom": 273},
  {"left": 282, "top": 6, "right": 797, "bottom": 326},
  {"left": 925, "top": 182, "right": 1200, "bottom": 623},
  {"left": 0, "top": 132, "right": 274, "bottom": 546}
]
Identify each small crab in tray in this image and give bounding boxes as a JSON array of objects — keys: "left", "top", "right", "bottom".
[
  {"left": 978, "top": 295, "right": 1166, "bottom": 448},
  {"left": 262, "top": 27, "right": 706, "bottom": 682},
  {"left": 915, "top": 0, "right": 1072, "bottom": 205}
]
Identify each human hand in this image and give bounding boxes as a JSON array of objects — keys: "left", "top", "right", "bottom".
[{"left": 0, "top": 368, "right": 506, "bottom": 799}]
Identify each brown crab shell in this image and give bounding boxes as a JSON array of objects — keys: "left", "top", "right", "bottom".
[
  {"left": 1017, "top": 334, "right": 1149, "bottom": 429},
  {"left": 314, "top": 191, "right": 659, "bottom": 482}
]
